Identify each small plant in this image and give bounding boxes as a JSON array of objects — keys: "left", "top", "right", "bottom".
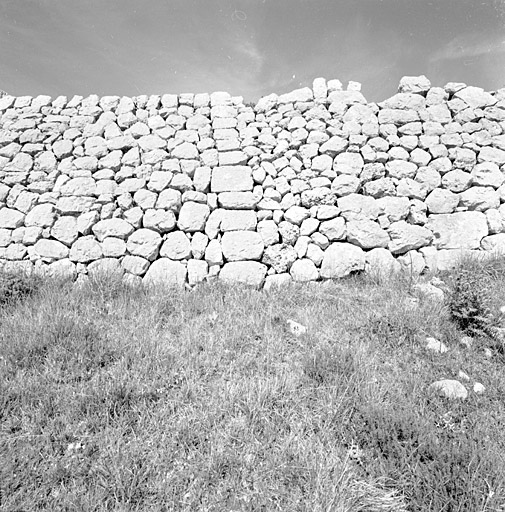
[
  {"left": 447, "top": 267, "right": 496, "bottom": 338},
  {"left": 0, "top": 271, "right": 43, "bottom": 306}
]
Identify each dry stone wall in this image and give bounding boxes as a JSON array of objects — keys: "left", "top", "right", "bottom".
[{"left": 2, "top": 75, "right": 505, "bottom": 288}]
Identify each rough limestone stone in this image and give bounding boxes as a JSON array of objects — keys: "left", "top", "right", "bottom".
[
  {"left": 376, "top": 197, "right": 410, "bottom": 221},
  {"left": 290, "top": 259, "right": 319, "bottom": 282},
  {"left": 459, "top": 187, "right": 500, "bottom": 211},
  {"left": 60, "top": 177, "right": 96, "bottom": 196},
  {"left": 262, "top": 244, "right": 297, "bottom": 273},
  {"left": 211, "top": 166, "right": 253, "bottom": 192},
  {"left": 346, "top": 219, "right": 390, "bottom": 249},
  {"left": 221, "top": 231, "right": 264, "bottom": 261},
  {"left": 284, "top": 206, "right": 310, "bottom": 226},
  {"left": 478, "top": 147, "right": 505, "bottom": 166},
  {"left": 102, "top": 237, "right": 127, "bottom": 258},
  {"left": 143, "top": 258, "right": 187, "bottom": 287},
  {"left": 471, "top": 162, "right": 505, "bottom": 188},
  {"left": 0, "top": 208, "right": 24, "bottom": 229},
  {"left": 23, "top": 204, "right": 55, "bottom": 228},
  {"left": 177, "top": 202, "right": 210, "bottom": 232},
  {"left": 426, "top": 211, "right": 487, "bottom": 249},
  {"left": 365, "top": 247, "right": 401, "bottom": 275},
  {"left": 257, "top": 220, "right": 279, "bottom": 246},
  {"left": 425, "top": 188, "right": 460, "bottom": 214},
  {"left": 319, "top": 217, "right": 346, "bottom": 241},
  {"left": 160, "top": 231, "right": 191, "bottom": 260},
  {"left": 88, "top": 258, "right": 123, "bottom": 278},
  {"left": 92, "top": 219, "right": 135, "bottom": 242},
  {"left": 387, "top": 221, "right": 433, "bottom": 254},
  {"left": 126, "top": 229, "right": 162, "bottom": 261},
  {"left": 219, "top": 261, "right": 267, "bottom": 287},
  {"left": 122, "top": 255, "right": 150, "bottom": 276},
  {"left": 220, "top": 210, "right": 257, "bottom": 232},
  {"left": 187, "top": 259, "right": 208, "bottom": 286},
  {"left": 143, "top": 209, "right": 176, "bottom": 233},
  {"left": 398, "top": 75, "right": 431, "bottom": 94},
  {"left": 320, "top": 242, "right": 366, "bottom": 279},
  {"left": 51, "top": 216, "right": 78, "bottom": 246},
  {"left": 481, "top": 233, "right": 505, "bottom": 252},
  {"left": 69, "top": 236, "right": 103, "bottom": 262},
  {"left": 338, "top": 194, "right": 380, "bottom": 221},
  {"left": 454, "top": 86, "right": 496, "bottom": 109},
  {"left": 264, "top": 273, "right": 292, "bottom": 290},
  {"left": 33, "top": 239, "right": 69, "bottom": 260}
]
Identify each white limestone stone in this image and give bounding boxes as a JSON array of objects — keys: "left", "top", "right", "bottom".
[
  {"left": 262, "top": 244, "right": 297, "bottom": 273},
  {"left": 219, "top": 261, "right": 267, "bottom": 287},
  {"left": 143, "top": 209, "right": 176, "bottom": 233},
  {"left": 92, "top": 218, "right": 134, "bottom": 242},
  {"left": 365, "top": 247, "right": 401, "bottom": 276},
  {"left": 126, "top": 229, "right": 162, "bottom": 261},
  {"left": 102, "top": 237, "right": 127, "bottom": 258},
  {"left": 211, "top": 166, "right": 253, "bottom": 193},
  {"left": 177, "top": 201, "right": 210, "bottom": 232},
  {"left": 471, "top": 162, "right": 505, "bottom": 188},
  {"left": 0, "top": 208, "right": 24, "bottom": 229},
  {"left": 51, "top": 216, "right": 78, "bottom": 246},
  {"left": 425, "top": 188, "right": 460, "bottom": 214},
  {"left": 69, "top": 236, "right": 103, "bottom": 262},
  {"left": 290, "top": 259, "right": 319, "bottom": 282},
  {"left": 187, "top": 259, "right": 208, "bottom": 285},
  {"left": 319, "top": 217, "right": 346, "bottom": 241},
  {"left": 143, "top": 258, "right": 187, "bottom": 287},
  {"left": 426, "top": 211, "right": 488, "bottom": 249},
  {"left": 320, "top": 242, "right": 366, "bottom": 279},
  {"left": 221, "top": 231, "right": 264, "bottom": 261},
  {"left": 459, "top": 186, "right": 500, "bottom": 211},
  {"left": 398, "top": 75, "right": 431, "bottom": 94},
  {"left": 33, "top": 239, "right": 69, "bottom": 260},
  {"left": 220, "top": 209, "right": 257, "bottom": 231},
  {"left": 387, "top": 221, "right": 433, "bottom": 254},
  {"left": 346, "top": 219, "right": 390, "bottom": 249},
  {"left": 122, "top": 255, "right": 150, "bottom": 275},
  {"left": 160, "top": 231, "right": 191, "bottom": 260}
]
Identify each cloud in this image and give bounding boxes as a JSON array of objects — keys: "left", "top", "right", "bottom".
[{"left": 430, "top": 33, "right": 505, "bottom": 63}]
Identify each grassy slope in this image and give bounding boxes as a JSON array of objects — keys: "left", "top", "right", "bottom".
[{"left": 1, "top": 259, "right": 505, "bottom": 511}]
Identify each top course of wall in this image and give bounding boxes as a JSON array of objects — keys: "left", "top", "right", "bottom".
[{"left": 1, "top": 75, "right": 505, "bottom": 289}]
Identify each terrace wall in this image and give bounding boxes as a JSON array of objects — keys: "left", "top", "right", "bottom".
[{"left": 1, "top": 75, "right": 505, "bottom": 288}]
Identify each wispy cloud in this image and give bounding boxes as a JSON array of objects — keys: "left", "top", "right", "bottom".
[{"left": 430, "top": 33, "right": 505, "bottom": 63}]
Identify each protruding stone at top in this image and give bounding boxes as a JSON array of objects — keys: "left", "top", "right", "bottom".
[
  {"left": 210, "top": 91, "right": 233, "bottom": 107},
  {"left": 347, "top": 81, "right": 362, "bottom": 92},
  {"left": 398, "top": 75, "right": 431, "bottom": 95},
  {"left": 278, "top": 87, "right": 314, "bottom": 105},
  {"left": 312, "top": 77, "right": 328, "bottom": 101}
]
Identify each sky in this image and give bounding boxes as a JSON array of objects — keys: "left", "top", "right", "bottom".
[{"left": 1, "top": 0, "right": 505, "bottom": 103}]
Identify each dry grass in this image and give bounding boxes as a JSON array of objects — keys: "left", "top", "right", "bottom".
[{"left": 1, "top": 257, "right": 505, "bottom": 511}]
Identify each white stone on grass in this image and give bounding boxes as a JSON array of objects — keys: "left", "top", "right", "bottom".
[{"left": 430, "top": 379, "right": 468, "bottom": 400}]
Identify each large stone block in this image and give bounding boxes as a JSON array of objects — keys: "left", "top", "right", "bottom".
[
  {"left": 425, "top": 211, "right": 488, "bottom": 249},
  {"left": 143, "top": 259, "right": 187, "bottom": 287},
  {"left": 387, "top": 221, "right": 433, "bottom": 254},
  {"left": 177, "top": 201, "right": 210, "bottom": 232},
  {"left": 221, "top": 231, "right": 264, "bottom": 261},
  {"left": 211, "top": 166, "right": 253, "bottom": 192},
  {"left": 320, "top": 242, "right": 366, "bottom": 279},
  {"left": 219, "top": 261, "right": 267, "bottom": 287}
]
